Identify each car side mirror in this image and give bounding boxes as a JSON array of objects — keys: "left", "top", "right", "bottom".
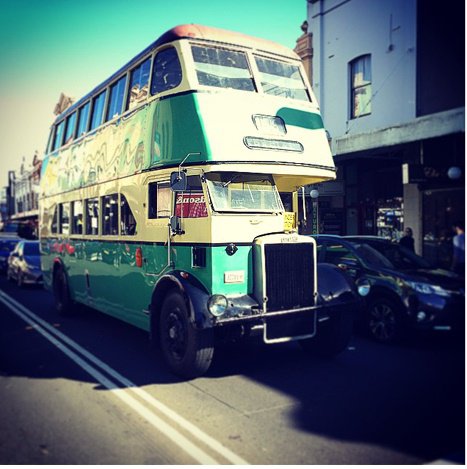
[{"left": 337, "top": 258, "right": 360, "bottom": 277}]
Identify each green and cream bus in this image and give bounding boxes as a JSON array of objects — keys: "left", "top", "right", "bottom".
[{"left": 40, "top": 24, "right": 359, "bottom": 378}]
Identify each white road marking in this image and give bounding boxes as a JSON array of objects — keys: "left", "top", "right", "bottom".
[{"left": 0, "top": 289, "right": 249, "bottom": 465}]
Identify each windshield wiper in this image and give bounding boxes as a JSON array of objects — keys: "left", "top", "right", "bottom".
[{"left": 222, "top": 174, "right": 242, "bottom": 187}]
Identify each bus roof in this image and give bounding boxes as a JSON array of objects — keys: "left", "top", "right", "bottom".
[{"left": 54, "top": 24, "right": 299, "bottom": 123}]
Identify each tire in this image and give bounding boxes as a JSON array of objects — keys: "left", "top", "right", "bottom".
[
  {"left": 53, "top": 266, "right": 75, "bottom": 316},
  {"left": 159, "top": 290, "right": 214, "bottom": 379},
  {"left": 299, "top": 309, "right": 353, "bottom": 358},
  {"left": 366, "top": 296, "right": 404, "bottom": 343}
]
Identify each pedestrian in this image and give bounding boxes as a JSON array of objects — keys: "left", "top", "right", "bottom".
[
  {"left": 399, "top": 227, "right": 415, "bottom": 252},
  {"left": 451, "top": 220, "right": 465, "bottom": 276}
]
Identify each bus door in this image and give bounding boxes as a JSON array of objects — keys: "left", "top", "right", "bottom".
[{"left": 145, "top": 179, "right": 174, "bottom": 279}]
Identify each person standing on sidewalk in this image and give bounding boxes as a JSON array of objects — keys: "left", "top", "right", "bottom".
[
  {"left": 451, "top": 221, "right": 465, "bottom": 277},
  {"left": 399, "top": 227, "right": 415, "bottom": 252}
]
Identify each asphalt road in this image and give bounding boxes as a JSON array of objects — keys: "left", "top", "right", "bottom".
[{"left": 0, "top": 277, "right": 464, "bottom": 464}]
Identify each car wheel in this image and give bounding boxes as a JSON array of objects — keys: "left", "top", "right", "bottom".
[
  {"left": 159, "top": 290, "right": 214, "bottom": 379},
  {"left": 366, "top": 296, "right": 403, "bottom": 343}
]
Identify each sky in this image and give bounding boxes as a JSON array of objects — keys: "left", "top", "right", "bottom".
[{"left": 0, "top": 0, "right": 307, "bottom": 187}]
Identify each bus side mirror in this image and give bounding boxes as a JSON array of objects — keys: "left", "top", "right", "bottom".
[{"left": 170, "top": 172, "right": 187, "bottom": 191}]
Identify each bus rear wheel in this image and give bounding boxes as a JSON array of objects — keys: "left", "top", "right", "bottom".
[
  {"left": 159, "top": 290, "right": 214, "bottom": 379},
  {"left": 53, "top": 266, "right": 75, "bottom": 316}
]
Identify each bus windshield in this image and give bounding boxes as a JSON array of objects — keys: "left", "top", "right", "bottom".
[
  {"left": 205, "top": 172, "right": 283, "bottom": 213},
  {"left": 254, "top": 56, "right": 310, "bottom": 102},
  {"left": 191, "top": 45, "right": 255, "bottom": 92}
]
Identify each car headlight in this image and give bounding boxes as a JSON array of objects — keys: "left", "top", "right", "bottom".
[
  {"left": 406, "top": 281, "right": 450, "bottom": 297},
  {"left": 207, "top": 294, "right": 228, "bottom": 317}
]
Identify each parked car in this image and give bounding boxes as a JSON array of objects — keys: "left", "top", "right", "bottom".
[
  {"left": 314, "top": 235, "right": 464, "bottom": 342},
  {"left": 0, "top": 234, "right": 21, "bottom": 273},
  {"left": 7, "top": 240, "right": 43, "bottom": 287}
]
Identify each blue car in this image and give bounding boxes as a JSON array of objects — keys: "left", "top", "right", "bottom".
[
  {"left": 0, "top": 234, "right": 21, "bottom": 273},
  {"left": 7, "top": 240, "right": 43, "bottom": 286}
]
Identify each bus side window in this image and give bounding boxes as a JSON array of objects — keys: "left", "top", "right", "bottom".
[
  {"left": 90, "top": 90, "right": 107, "bottom": 131},
  {"left": 71, "top": 200, "right": 83, "bottom": 235},
  {"left": 102, "top": 194, "right": 119, "bottom": 236},
  {"left": 77, "top": 101, "right": 91, "bottom": 137},
  {"left": 52, "top": 121, "right": 65, "bottom": 152},
  {"left": 151, "top": 47, "right": 182, "bottom": 95},
  {"left": 85, "top": 198, "right": 99, "bottom": 236},
  {"left": 51, "top": 205, "right": 58, "bottom": 234},
  {"left": 59, "top": 203, "right": 70, "bottom": 235},
  {"left": 64, "top": 112, "right": 77, "bottom": 144},
  {"left": 106, "top": 75, "right": 127, "bottom": 122},
  {"left": 120, "top": 194, "right": 136, "bottom": 236},
  {"left": 148, "top": 181, "right": 171, "bottom": 219},
  {"left": 127, "top": 57, "right": 151, "bottom": 111}
]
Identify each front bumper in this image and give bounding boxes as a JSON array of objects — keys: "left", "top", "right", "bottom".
[
  {"left": 407, "top": 291, "right": 465, "bottom": 333},
  {"left": 211, "top": 293, "right": 358, "bottom": 343}
]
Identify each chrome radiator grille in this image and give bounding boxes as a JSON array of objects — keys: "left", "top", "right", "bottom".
[{"left": 264, "top": 243, "right": 315, "bottom": 312}]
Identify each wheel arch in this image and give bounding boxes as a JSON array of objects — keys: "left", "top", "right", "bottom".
[{"left": 149, "top": 272, "right": 211, "bottom": 344}]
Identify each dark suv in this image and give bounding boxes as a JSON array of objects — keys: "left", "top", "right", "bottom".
[{"left": 314, "top": 235, "right": 464, "bottom": 342}]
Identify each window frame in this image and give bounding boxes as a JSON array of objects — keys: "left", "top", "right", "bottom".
[
  {"left": 148, "top": 181, "right": 172, "bottom": 219},
  {"left": 127, "top": 55, "right": 152, "bottom": 111},
  {"left": 150, "top": 46, "right": 183, "bottom": 95},
  {"left": 349, "top": 54, "right": 372, "bottom": 119},
  {"left": 106, "top": 75, "right": 128, "bottom": 122},
  {"left": 90, "top": 89, "right": 108, "bottom": 131}
]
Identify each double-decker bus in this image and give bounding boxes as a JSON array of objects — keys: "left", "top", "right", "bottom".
[{"left": 39, "top": 24, "right": 359, "bottom": 378}]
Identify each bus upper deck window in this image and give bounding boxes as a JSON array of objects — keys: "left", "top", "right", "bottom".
[
  {"left": 77, "top": 101, "right": 91, "bottom": 137},
  {"left": 127, "top": 57, "right": 151, "bottom": 110},
  {"left": 191, "top": 45, "right": 255, "bottom": 92},
  {"left": 106, "top": 76, "right": 127, "bottom": 121},
  {"left": 151, "top": 47, "right": 182, "bottom": 95},
  {"left": 52, "top": 121, "right": 65, "bottom": 152},
  {"left": 90, "top": 90, "right": 107, "bottom": 131},
  {"left": 254, "top": 56, "right": 310, "bottom": 102}
]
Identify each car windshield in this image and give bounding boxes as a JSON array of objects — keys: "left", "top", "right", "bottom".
[
  {"left": 352, "top": 243, "right": 395, "bottom": 269},
  {"left": 368, "top": 242, "right": 432, "bottom": 270},
  {"left": 23, "top": 243, "right": 40, "bottom": 256},
  {"left": 205, "top": 172, "right": 283, "bottom": 213}
]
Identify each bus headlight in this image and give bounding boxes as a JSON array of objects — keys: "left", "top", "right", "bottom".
[{"left": 208, "top": 294, "right": 228, "bottom": 317}]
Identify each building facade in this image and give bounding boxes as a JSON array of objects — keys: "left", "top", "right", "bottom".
[{"left": 298, "top": 0, "right": 464, "bottom": 267}]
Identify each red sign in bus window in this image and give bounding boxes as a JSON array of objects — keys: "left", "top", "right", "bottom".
[{"left": 175, "top": 192, "right": 208, "bottom": 218}]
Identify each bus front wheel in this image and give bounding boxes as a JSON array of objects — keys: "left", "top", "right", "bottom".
[{"left": 159, "top": 290, "right": 214, "bottom": 379}]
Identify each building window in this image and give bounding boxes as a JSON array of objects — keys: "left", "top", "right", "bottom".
[{"left": 350, "top": 55, "right": 371, "bottom": 118}]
